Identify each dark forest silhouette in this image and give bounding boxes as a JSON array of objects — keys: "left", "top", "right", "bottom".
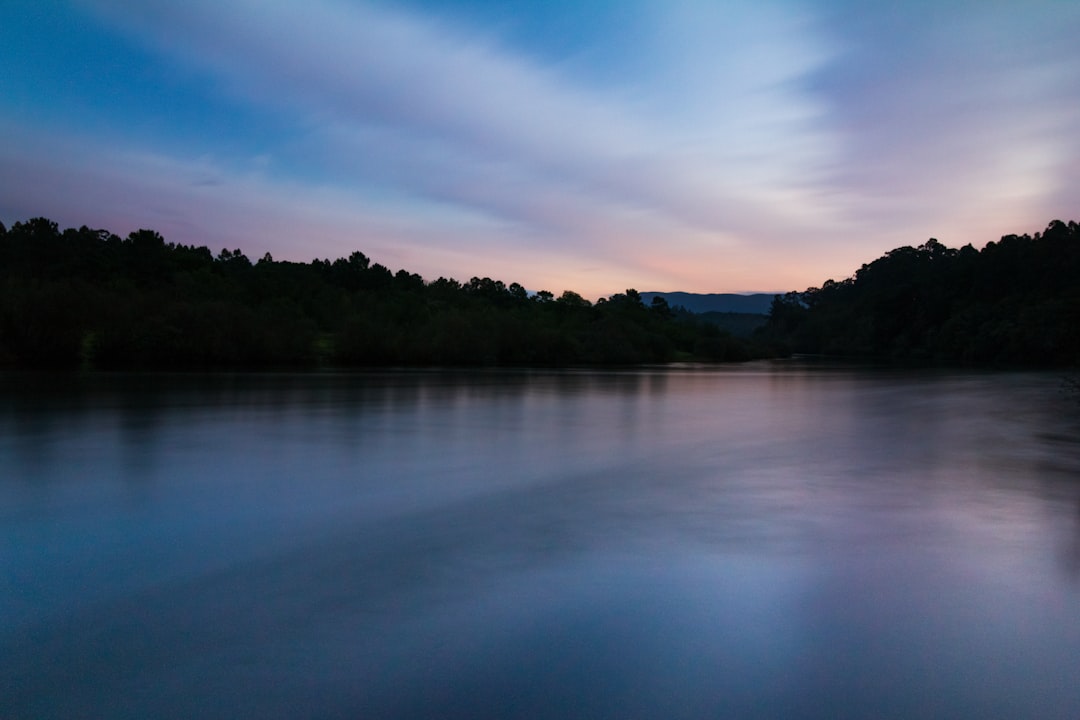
[
  {"left": 760, "top": 220, "right": 1080, "bottom": 366},
  {"left": 0, "top": 218, "right": 759, "bottom": 368},
  {"left": 2, "top": 217, "right": 1077, "bottom": 368}
]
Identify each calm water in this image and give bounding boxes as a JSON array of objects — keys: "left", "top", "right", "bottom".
[{"left": 2, "top": 364, "right": 1079, "bottom": 719}]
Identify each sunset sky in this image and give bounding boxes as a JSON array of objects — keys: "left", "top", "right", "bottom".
[{"left": 2, "top": 0, "right": 1078, "bottom": 297}]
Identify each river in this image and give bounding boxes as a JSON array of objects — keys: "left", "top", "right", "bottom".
[{"left": 2, "top": 364, "right": 1079, "bottom": 718}]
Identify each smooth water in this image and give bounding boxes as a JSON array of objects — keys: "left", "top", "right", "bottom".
[{"left": 2, "top": 364, "right": 1079, "bottom": 719}]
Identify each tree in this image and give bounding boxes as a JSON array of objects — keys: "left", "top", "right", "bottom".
[
  {"left": 557, "top": 290, "right": 591, "bottom": 308},
  {"left": 0, "top": 215, "right": 775, "bottom": 368},
  {"left": 650, "top": 295, "right": 673, "bottom": 318}
]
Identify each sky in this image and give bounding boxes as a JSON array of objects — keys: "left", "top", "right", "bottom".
[{"left": 1, "top": 1, "right": 1078, "bottom": 297}]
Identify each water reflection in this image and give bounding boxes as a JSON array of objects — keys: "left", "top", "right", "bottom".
[{"left": 1, "top": 365, "right": 1079, "bottom": 719}]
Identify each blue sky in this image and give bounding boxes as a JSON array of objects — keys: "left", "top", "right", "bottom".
[{"left": 2, "top": 0, "right": 1078, "bottom": 297}]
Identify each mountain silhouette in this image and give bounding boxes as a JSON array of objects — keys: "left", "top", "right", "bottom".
[{"left": 639, "top": 292, "right": 775, "bottom": 315}]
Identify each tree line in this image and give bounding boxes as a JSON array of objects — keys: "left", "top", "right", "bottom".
[
  {"left": 0, "top": 218, "right": 762, "bottom": 368},
  {"left": 759, "top": 220, "right": 1080, "bottom": 366},
  {"left": 6, "top": 216, "right": 1074, "bottom": 369}
]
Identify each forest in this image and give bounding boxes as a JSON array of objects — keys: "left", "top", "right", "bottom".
[
  {"left": 760, "top": 220, "right": 1080, "bottom": 366},
  {"left": 0, "top": 218, "right": 760, "bottom": 368},
  {"left": 3, "top": 217, "right": 1077, "bottom": 369}
]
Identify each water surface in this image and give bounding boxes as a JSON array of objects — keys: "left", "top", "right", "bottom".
[{"left": 2, "top": 364, "right": 1079, "bottom": 719}]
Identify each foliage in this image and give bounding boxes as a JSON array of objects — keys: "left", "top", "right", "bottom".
[
  {"left": 0, "top": 218, "right": 765, "bottom": 368},
  {"left": 759, "top": 221, "right": 1080, "bottom": 366}
]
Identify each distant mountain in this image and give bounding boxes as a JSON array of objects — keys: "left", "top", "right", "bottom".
[
  {"left": 693, "top": 312, "right": 768, "bottom": 338},
  {"left": 640, "top": 292, "right": 775, "bottom": 315}
]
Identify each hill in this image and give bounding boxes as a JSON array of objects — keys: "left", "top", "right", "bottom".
[
  {"left": 760, "top": 220, "right": 1080, "bottom": 366},
  {"left": 0, "top": 217, "right": 767, "bottom": 368},
  {"left": 640, "top": 292, "right": 775, "bottom": 315},
  {"left": 693, "top": 312, "right": 769, "bottom": 338}
]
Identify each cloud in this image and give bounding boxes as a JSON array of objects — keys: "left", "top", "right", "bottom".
[
  {"left": 0, "top": 119, "right": 741, "bottom": 296},
  {"left": 0, "top": 120, "right": 496, "bottom": 262},
  {"left": 6, "top": 0, "right": 1078, "bottom": 296},
  {"left": 75, "top": 0, "right": 845, "bottom": 239},
  {"left": 808, "top": 1, "right": 1080, "bottom": 240}
]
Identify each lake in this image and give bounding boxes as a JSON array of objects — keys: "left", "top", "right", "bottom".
[{"left": 2, "top": 364, "right": 1079, "bottom": 719}]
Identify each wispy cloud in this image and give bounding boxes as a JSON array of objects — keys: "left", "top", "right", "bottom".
[
  {"left": 72, "top": 0, "right": 842, "bottom": 251},
  {"left": 0, "top": 119, "right": 720, "bottom": 294},
  {"left": 809, "top": 2, "right": 1080, "bottom": 239},
  {"left": 3, "top": 0, "right": 1078, "bottom": 295}
]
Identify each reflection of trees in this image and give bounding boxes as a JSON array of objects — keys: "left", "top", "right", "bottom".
[
  {"left": 0, "top": 374, "right": 172, "bottom": 489},
  {"left": 0, "top": 373, "right": 93, "bottom": 487},
  {"left": 1064, "top": 375, "right": 1080, "bottom": 407},
  {"left": 116, "top": 385, "right": 168, "bottom": 483},
  {"left": 1042, "top": 406, "right": 1080, "bottom": 581},
  {"left": 1062, "top": 493, "right": 1080, "bottom": 582}
]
